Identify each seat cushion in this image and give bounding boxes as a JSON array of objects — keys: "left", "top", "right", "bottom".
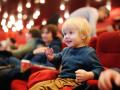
[
  {"left": 11, "top": 80, "right": 27, "bottom": 90},
  {"left": 28, "top": 69, "right": 59, "bottom": 89},
  {"left": 87, "top": 80, "right": 98, "bottom": 86},
  {"left": 60, "top": 86, "right": 73, "bottom": 90}
]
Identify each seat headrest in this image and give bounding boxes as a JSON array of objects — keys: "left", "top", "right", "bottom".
[{"left": 96, "top": 31, "right": 120, "bottom": 53}]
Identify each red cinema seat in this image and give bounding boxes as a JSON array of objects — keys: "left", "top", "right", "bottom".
[
  {"left": 96, "top": 31, "right": 120, "bottom": 68},
  {"left": 11, "top": 80, "right": 27, "bottom": 90},
  {"left": 87, "top": 31, "right": 120, "bottom": 89},
  {"left": 88, "top": 36, "right": 97, "bottom": 49}
]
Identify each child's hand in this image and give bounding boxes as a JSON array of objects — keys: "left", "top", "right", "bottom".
[
  {"left": 75, "top": 69, "right": 94, "bottom": 83},
  {"left": 45, "top": 48, "right": 54, "bottom": 61}
]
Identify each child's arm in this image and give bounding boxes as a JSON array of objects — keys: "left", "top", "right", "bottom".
[
  {"left": 75, "top": 69, "right": 94, "bottom": 83},
  {"left": 84, "top": 49, "right": 104, "bottom": 79},
  {"left": 75, "top": 49, "right": 103, "bottom": 83},
  {"left": 45, "top": 47, "right": 67, "bottom": 63}
]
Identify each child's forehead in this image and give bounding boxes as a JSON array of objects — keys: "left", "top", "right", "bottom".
[{"left": 63, "top": 25, "right": 78, "bottom": 32}]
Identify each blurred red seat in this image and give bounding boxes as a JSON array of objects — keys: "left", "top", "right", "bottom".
[
  {"left": 87, "top": 31, "right": 120, "bottom": 89},
  {"left": 96, "top": 31, "right": 120, "bottom": 68},
  {"left": 11, "top": 80, "right": 27, "bottom": 90}
]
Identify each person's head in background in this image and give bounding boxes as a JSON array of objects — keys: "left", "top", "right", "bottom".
[
  {"left": 62, "top": 17, "right": 91, "bottom": 48},
  {"left": 8, "top": 38, "right": 16, "bottom": 46},
  {"left": 98, "top": 6, "right": 110, "bottom": 21},
  {"left": 26, "top": 29, "right": 41, "bottom": 41},
  {"left": 0, "top": 38, "right": 17, "bottom": 50},
  {"left": 8, "top": 38, "right": 17, "bottom": 49},
  {"left": 41, "top": 24, "right": 58, "bottom": 45}
]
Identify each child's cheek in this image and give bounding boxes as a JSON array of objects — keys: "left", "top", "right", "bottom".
[{"left": 63, "top": 38, "right": 67, "bottom": 44}]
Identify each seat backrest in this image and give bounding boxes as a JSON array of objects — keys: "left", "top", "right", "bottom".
[
  {"left": 88, "top": 36, "right": 97, "bottom": 50},
  {"left": 96, "top": 31, "right": 120, "bottom": 68}
]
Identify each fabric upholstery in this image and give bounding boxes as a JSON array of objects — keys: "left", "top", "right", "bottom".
[
  {"left": 89, "top": 36, "right": 97, "bottom": 49},
  {"left": 87, "top": 31, "right": 120, "bottom": 89},
  {"left": 11, "top": 80, "right": 27, "bottom": 90},
  {"left": 96, "top": 31, "right": 120, "bottom": 68},
  {"left": 28, "top": 69, "right": 58, "bottom": 89}
]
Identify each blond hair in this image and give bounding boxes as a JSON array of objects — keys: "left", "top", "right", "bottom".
[{"left": 62, "top": 17, "right": 91, "bottom": 45}]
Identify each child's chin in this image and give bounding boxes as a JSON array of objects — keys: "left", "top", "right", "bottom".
[
  {"left": 66, "top": 45, "right": 73, "bottom": 47},
  {"left": 67, "top": 45, "right": 78, "bottom": 48}
]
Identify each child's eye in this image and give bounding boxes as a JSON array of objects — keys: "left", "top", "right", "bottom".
[
  {"left": 69, "top": 31, "right": 73, "bottom": 34},
  {"left": 63, "top": 33, "right": 66, "bottom": 36}
]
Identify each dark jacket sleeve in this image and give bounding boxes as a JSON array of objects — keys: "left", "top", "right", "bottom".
[
  {"left": 86, "top": 49, "right": 104, "bottom": 79},
  {"left": 53, "top": 47, "right": 68, "bottom": 61}
]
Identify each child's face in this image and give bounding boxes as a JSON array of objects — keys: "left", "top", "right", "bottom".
[{"left": 63, "top": 27, "right": 84, "bottom": 48}]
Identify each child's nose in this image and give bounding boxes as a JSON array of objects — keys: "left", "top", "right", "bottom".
[{"left": 65, "top": 34, "right": 70, "bottom": 38}]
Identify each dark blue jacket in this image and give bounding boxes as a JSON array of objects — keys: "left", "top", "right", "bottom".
[{"left": 54, "top": 46, "right": 103, "bottom": 79}]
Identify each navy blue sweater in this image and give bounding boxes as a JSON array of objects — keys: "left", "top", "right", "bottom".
[{"left": 54, "top": 46, "right": 103, "bottom": 79}]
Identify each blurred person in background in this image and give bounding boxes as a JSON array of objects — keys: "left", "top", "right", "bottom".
[
  {"left": 21, "top": 24, "right": 62, "bottom": 73},
  {"left": 10, "top": 29, "right": 42, "bottom": 59},
  {"left": 70, "top": 6, "right": 110, "bottom": 36},
  {"left": 0, "top": 38, "right": 17, "bottom": 51}
]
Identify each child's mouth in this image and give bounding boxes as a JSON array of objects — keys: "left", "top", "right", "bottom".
[{"left": 66, "top": 40, "right": 72, "bottom": 44}]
